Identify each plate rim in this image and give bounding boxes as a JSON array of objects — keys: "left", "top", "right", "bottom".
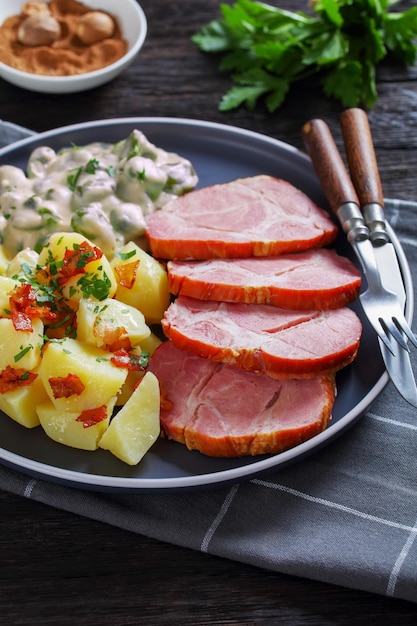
[{"left": 0, "top": 116, "right": 410, "bottom": 491}]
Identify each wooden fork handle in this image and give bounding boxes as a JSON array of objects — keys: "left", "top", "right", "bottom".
[
  {"left": 301, "top": 118, "right": 368, "bottom": 242},
  {"left": 301, "top": 118, "right": 360, "bottom": 214}
]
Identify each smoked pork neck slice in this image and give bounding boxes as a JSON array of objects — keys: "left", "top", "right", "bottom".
[
  {"left": 145, "top": 175, "right": 338, "bottom": 259},
  {"left": 148, "top": 341, "right": 335, "bottom": 457},
  {"left": 168, "top": 249, "right": 361, "bottom": 310},
  {"left": 162, "top": 296, "right": 362, "bottom": 379}
]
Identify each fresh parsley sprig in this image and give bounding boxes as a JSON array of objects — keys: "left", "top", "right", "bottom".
[{"left": 192, "top": 0, "right": 417, "bottom": 112}]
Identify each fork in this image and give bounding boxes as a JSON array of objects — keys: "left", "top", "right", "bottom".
[
  {"left": 339, "top": 108, "right": 417, "bottom": 353},
  {"left": 301, "top": 117, "right": 417, "bottom": 356}
]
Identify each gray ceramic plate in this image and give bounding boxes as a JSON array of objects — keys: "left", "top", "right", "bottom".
[{"left": 0, "top": 118, "right": 412, "bottom": 491}]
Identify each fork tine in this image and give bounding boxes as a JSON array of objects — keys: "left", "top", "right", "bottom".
[
  {"left": 380, "top": 318, "right": 410, "bottom": 352},
  {"left": 393, "top": 317, "right": 417, "bottom": 348},
  {"left": 371, "top": 318, "right": 397, "bottom": 354},
  {"left": 380, "top": 333, "right": 396, "bottom": 355}
]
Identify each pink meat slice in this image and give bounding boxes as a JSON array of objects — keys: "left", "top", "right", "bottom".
[
  {"left": 162, "top": 296, "right": 362, "bottom": 379},
  {"left": 148, "top": 341, "right": 335, "bottom": 457},
  {"left": 145, "top": 175, "right": 338, "bottom": 259},
  {"left": 167, "top": 248, "right": 361, "bottom": 310}
]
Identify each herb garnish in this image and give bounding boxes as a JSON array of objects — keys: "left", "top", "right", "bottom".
[
  {"left": 76, "top": 272, "right": 112, "bottom": 301},
  {"left": 85, "top": 158, "right": 100, "bottom": 174},
  {"left": 14, "top": 344, "right": 33, "bottom": 363},
  {"left": 12, "top": 240, "right": 112, "bottom": 340},
  {"left": 67, "top": 166, "right": 83, "bottom": 192},
  {"left": 192, "top": 0, "right": 417, "bottom": 111},
  {"left": 67, "top": 159, "right": 100, "bottom": 192},
  {"left": 116, "top": 249, "right": 137, "bottom": 261},
  {"left": 127, "top": 137, "right": 142, "bottom": 160}
]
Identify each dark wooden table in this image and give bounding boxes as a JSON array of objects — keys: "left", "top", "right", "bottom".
[{"left": 1, "top": 1, "right": 417, "bottom": 623}]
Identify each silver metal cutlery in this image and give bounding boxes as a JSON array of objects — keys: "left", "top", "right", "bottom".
[{"left": 301, "top": 110, "right": 417, "bottom": 405}]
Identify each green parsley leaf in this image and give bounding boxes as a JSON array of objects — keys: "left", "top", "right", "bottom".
[
  {"left": 138, "top": 350, "right": 150, "bottom": 368},
  {"left": 67, "top": 166, "right": 83, "bottom": 192},
  {"left": 77, "top": 271, "right": 112, "bottom": 301},
  {"left": 127, "top": 137, "right": 142, "bottom": 160},
  {"left": 192, "top": 0, "right": 417, "bottom": 111},
  {"left": 14, "top": 345, "right": 33, "bottom": 362},
  {"left": 116, "top": 249, "right": 137, "bottom": 260},
  {"left": 85, "top": 158, "right": 100, "bottom": 174},
  {"left": 129, "top": 350, "right": 150, "bottom": 369},
  {"left": 220, "top": 68, "right": 290, "bottom": 112}
]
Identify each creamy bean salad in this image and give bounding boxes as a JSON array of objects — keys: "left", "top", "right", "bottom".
[{"left": 0, "top": 130, "right": 198, "bottom": 259}]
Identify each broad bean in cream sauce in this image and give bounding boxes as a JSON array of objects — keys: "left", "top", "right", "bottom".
[{"left": 0, "top": 130, "right": 198, "bottom": 258}]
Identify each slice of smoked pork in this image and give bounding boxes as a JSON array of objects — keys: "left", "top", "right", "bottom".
[
  {"left": 145, "top": 175, "right": 338, "bottom": 259},
  {"left": 167, "top": 248, "right": 361, "bottom": 310},
  {"left": 148, "top": 341, "right": 335, "bottom": 457},
  {"left": 162, "top": 296, "right": 362, "bottom": 380}
]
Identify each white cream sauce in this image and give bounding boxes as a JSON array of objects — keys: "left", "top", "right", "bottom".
[{"left": 0, "top": 129, "right": 198, "bottom": 259}]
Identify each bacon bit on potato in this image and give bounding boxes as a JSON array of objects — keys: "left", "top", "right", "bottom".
[
  {"left": 55, "top": 241, "right": 103, "bottom": 285},
  {"left": 49, "top": 372, "right": 86, "bottom": 398},
  {"left": 9, "top": 281, "right": 66, "bottom": 332},
  {"left": 0, "top": 365, "right": 37, "bottom": 393},
  {"left": 9, "top": 282, "right": 37, "bottom": 307},
  {"left": 111, "top": 348, "right": 146, "bottom": 371},
  {"left": 9, "top": 282, "right": 37, "bottom": 331},
  {"left": 44, "top": 310, "right": 77, "bottom": 339},
  {"left": 10, "top": 308, "right": 33, "bottom": 332},
  {"left": 76, "top": 404, "right": 108, "bottom": 428},
  {"left": 93, "top": 320, "right": 132, "bottom": 352},
  {"left": 113, "top": 260, "right": 140, "bottom": 289}
]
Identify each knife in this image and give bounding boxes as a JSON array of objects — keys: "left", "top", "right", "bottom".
[
  {"left": 339, "top": 108, "right": 417, "bottom": 406},
  {"left": 301, "top": 118, "right": 417, "bottom": 406},
  {"left": 373, "top": 225, "right": 417, "bottom": 407}
]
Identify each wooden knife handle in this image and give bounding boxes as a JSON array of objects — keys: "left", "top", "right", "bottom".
[
  {"left": 301, "top": 118, "right": 360, "bottom": 216},
  {"left": 339, "top": 108, "right": 384, "bottom": 207},
  {"left": 340, "top": 108, "right": 389, "bottom": 245}
]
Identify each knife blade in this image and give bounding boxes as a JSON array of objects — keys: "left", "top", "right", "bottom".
[
  {"left": 340, "top": 108, "right": 417, "bottom": 406},
  {"left": 301, "top": 118, "right": 417, "bottom": 405},
  {"left": 374, "top": 238, "right": 417, "bottom": 406}
]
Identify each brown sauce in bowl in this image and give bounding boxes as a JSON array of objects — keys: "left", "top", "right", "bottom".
[{"left": 0, "top": 0, "right": 127, "bottom": 76}]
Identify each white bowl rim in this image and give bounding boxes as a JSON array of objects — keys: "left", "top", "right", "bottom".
[{"left": 0, "top": 0, "right": 147, "bottom": 83}]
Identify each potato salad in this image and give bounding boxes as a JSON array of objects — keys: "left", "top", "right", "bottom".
[
  {"left": 0, "top": 129, "right": 198, "bottom": 260},
  {"left": 0, "top": 231, "right": 171, "bottom": 465}
]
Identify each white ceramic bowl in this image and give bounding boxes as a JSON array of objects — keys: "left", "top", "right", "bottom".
[{"left": 0, "top": 0, "right": 147, "bottom": 93}]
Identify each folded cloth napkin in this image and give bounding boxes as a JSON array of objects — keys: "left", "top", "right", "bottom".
[{"left": 1, "top": 120, "right": 417, "bottom": 604}]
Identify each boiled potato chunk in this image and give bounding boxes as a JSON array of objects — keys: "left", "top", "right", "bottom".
[
  {"left": 37, "top": 397, "right": 116, "bottom": 450},
  {"left": 0, "top": 318, "right": 43, "bottom": 371},
  {"left": 5, "top": 248, "right": 39, "bottom": 280},
  {"left": 39, "top": 337, "right": 127, "bottom": 412},
  {"left": 111, "top": 242, "right": 170, "bottom": 324},
  {"left": 115, "top": 334, "right": 162, "bottom": 406},
  {"left": 76, "top": 296, "right": 150, "bottom": 349},
  {"left": 115, "top": 370, "right": 144, "bottom": 406},
  {"left": 115, "top": 346, "right": 145, "bottom": 406},
  {"left": 37, "top": 232, "right": 117, "bottom": 304},
  {"left": 99, "top": 371, "right": 160, "bottom": 465},
  {"left": 0, "top": 275, "right": 19, "bottom": 315},
  {"left": 0, "top": 245, "right": 10, "bottom": 275},
  {"left": 139, "top": 332, "right": 162, "bottom": 355},
  {"left": 0, "top": 372, "right": 49, "bottom": 428}
]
